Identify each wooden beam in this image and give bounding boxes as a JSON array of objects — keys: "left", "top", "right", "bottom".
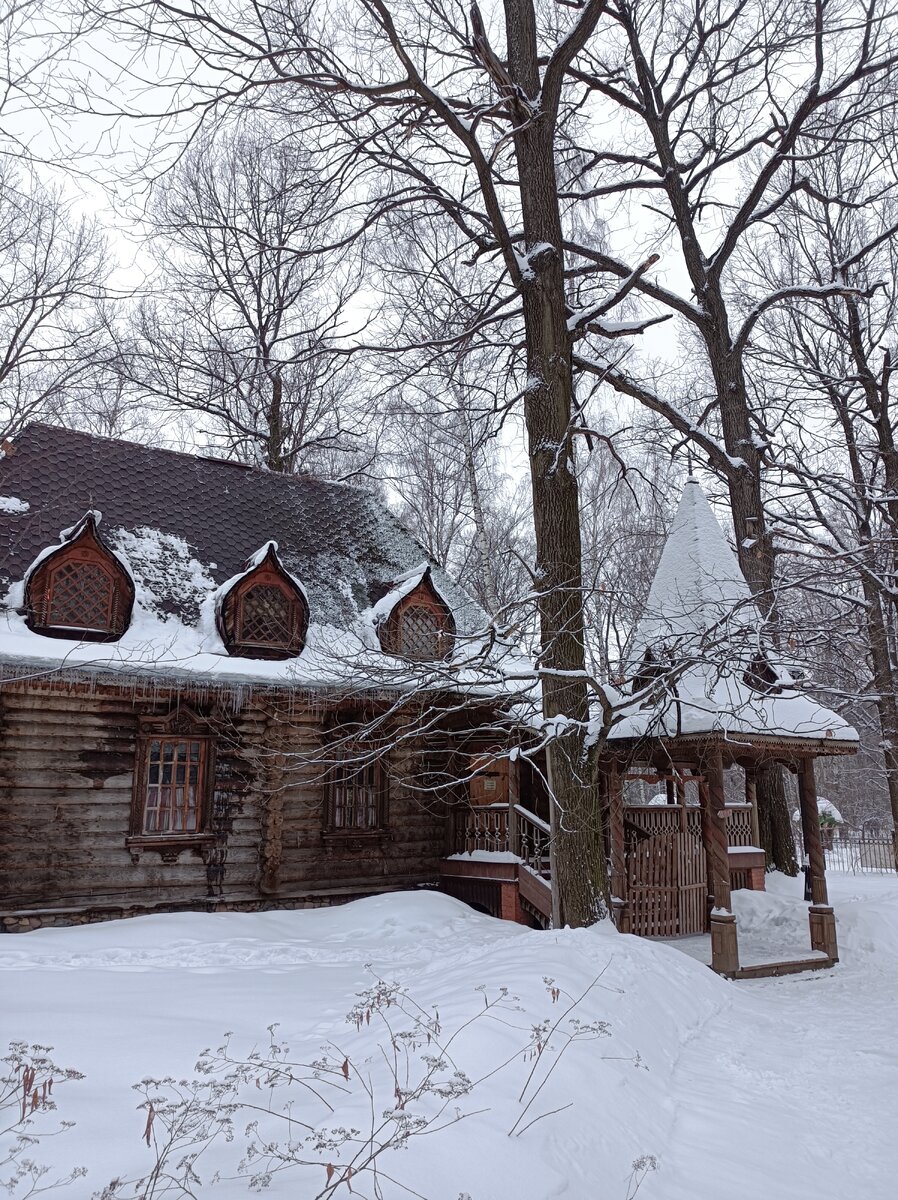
[
  {"left": 702, "top": 751, "right": 734, "bottom": 912},
  {"left": 702, "top": 749, "right": 739, "bottom": 975},
  {"left": 745, "top": 770, "right": 761, "bottom": 848}
]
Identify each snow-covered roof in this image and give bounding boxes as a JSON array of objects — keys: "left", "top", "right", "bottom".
[
  {"left": 792, "top": 798, "right": 845, "bottom": 824},
  {"left": 0, "top": 424, "right": 527, "bottom": 695},
  {"left": 610, "top": 478, "right": 857, "bottom": 748},
  {"left": 627, "top": 477, "right": 754, "bottom": 667}
]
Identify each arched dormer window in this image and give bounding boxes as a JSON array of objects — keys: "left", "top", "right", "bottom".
[
  {"left": 25, "top": 513, "right": 134, "bottom": 641},
  {"left": 218, "top": 543, "right": 308, "bottom": 659},
  {"left": 378, "top": 571, "right": 455, "bottom": 662}
]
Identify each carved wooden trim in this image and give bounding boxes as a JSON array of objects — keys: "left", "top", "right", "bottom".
[
  {"left": 218, "top": 545, "right": 308, "bottom": 660},
  {"left": 26, "top": 514, "right": 134, "bottom": 642},
  {"left": 378, "top": 572, "right": 455, "bottom": 662}
]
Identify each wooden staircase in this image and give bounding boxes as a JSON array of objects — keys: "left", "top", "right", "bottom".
[{"left": 440, "top": 802, "right": 553, "bottom": 926}]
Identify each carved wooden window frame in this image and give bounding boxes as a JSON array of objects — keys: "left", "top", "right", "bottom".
[
  {"left": 128, "top": 707, "right": 216, "bottom": 848},
  {"left": 218, "top": 545, "right": 309, "bottom": 660},
  {"left": 26, "top": 515, "right": 134, "bottom": 642},
  {"left": 323, "top": 723, "right": 388, "bottom": 838},
  {"left": 378, "top": 574, "right": 455, "bottom": 663}
]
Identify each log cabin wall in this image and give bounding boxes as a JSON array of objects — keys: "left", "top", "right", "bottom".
[
  {"left": 268, "top": 725, "right": 450, "bottom": 902},
  {"left": 0, "top": 684, "right": 260, "bottom": 929},
  {"left": 0, "top": 684, "right": 453, "bottom": 931}
]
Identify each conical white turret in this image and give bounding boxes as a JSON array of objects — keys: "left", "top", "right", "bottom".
[
  {"left": 628, "top": 477, "right": 754, "bottom": 668},
  {"left": 610, "top": 478, "right": 858, "bottom": 745}
]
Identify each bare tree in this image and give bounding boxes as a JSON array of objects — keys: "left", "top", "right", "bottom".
[
  {"left": 555, "top": 0, "right": 898, "bottom": 870},
  {"left": 130, "top": 123, "right": 373, "bottom": 476},
  {"left": 0, "top": 164, "right": 109, "bottom": 438},
  {"left": 744, "top": 141, "right": 898, "bottom": 860}
]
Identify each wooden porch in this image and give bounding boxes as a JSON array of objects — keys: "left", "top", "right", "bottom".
[{"left": 440, "top": 741, "right": 843, "bottom": 979}]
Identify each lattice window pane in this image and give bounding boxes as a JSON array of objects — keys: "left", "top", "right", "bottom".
[
  {"left": 330, "top": 751, "right": 382, "bottom": 830},
  {"left": 239, "top": 584, "right": 295, "bottom": 647},
  {"left": 143, "top": 737, "right": 204, "bottom": 834},
  {"left": 47, "top": 562, "right": 115, "bottom": 632},
  {"left": 399, "top": 604, "right": 443, "bottom": 661}
]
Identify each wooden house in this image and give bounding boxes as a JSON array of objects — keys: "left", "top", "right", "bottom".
[{"left": 0, "top": 424, "right": 532, "bottom": 932}]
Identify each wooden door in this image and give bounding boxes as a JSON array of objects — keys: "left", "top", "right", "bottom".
[{"left": 626, "top": 825, "right": 706, "bottom": 938}]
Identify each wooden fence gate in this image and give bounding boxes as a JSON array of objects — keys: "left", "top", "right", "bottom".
[{"left": 625, "top": 806, "right": 707, "bottom": 938}]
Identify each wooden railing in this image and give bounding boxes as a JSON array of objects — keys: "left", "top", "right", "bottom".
[
  {"left": 452, "top": 801, "right": 757, "bottom": 864},
  {"left": 624, "top": 802, "right": 758, "bottom": 848},
  {"left": 514, "top": 804, "right": 551, "bottom": 876},
  {"left": 449, "top": 801, "right": 551, "bottom": 872},
  {"left": 723, "top": 803, "right": 756, "bottom": 847},
  {"left": 625, "top": 804, "right": 700, "bottom": 838},
  {"left": 451, "top": 803, "right": 509, "bottom": 854}
]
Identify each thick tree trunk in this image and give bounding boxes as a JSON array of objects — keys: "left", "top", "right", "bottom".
[
  {"left": 755, "top": 762, "right": 798, "bottom": 875},
  {"left": 505, "top": 0, "right": 607, "bottom": 926},
  {"left": 624, "top": 30, "right": 795, "bottom": 871},
  {"left": 267, "top": 371, "right": 286, "bottom": 472}
]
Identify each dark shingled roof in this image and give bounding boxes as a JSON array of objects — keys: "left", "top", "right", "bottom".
[{"left": 0, "top": 424, "right": 480, "bottom": 633}]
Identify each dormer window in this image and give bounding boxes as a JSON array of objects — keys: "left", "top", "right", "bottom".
[
  {"left": 378, "top": 572, "right": 455, "bottom": 662},
  {"left": 632, "top": 648, "right": 662, "bottom": 692},
  {"left": 743, "top": 654, "right": 782, "bottom": 695},
  {"left": 218, "top": 543, "right": 308, "bottom": 659},
  {"left": 25, "top": 514, "right": 134, "bottom": 641}
]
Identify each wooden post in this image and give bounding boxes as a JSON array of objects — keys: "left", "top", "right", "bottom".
[
  {"left": 745, "top": 770, "right": 761, "bottom": 847},
  {"left": 702, "top": 749, "right": 739, "bottom": 976},
  {"left": 797, "top": 756, "right": 839, "bottom": 961},
  {"left": 675, "top": 770, "right": 688, "bottom": 832},
  {"left": 609, "top": 761, "right": 630, "bottom": 933},
  {"left": 507, "top": 753, "right": 520, "bottom": 857},
  {"left": 797, "top": 756, "right": 828, "bottom": 905}
]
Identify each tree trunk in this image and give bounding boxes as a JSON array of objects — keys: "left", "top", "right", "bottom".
[
  {"left": 702, "top": 322, "right": 797, "bottom": 871},
  {"left": 505, "top": 0, "right": 606, "bottom": 926},
  {"left": 625, "top": 35, "right": 795, "bottom": 870},
  {"left": 755, "top": 762, "right": 798, "bottom": 875}
]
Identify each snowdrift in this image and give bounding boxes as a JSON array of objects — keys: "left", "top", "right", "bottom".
[{"left": 2, "top": 876, "right": 896, "bottom": 1199}]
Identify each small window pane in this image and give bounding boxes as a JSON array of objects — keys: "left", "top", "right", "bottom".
[
  {"left": 142, "top": 737, "right": 206, "bottom": 835},
  {"left": 399, "top": 605, "right": 444, "bottom": 661}
]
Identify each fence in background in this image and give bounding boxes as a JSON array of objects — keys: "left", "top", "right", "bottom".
[{"left": 823, "top": 829, "right": 896, "bottom": 873}]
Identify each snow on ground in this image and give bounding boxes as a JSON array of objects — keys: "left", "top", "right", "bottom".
[{"left": 1, "top": 874, "right": 896, "bottom": 1199}]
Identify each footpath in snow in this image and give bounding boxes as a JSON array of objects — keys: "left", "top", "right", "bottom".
[{"left": 1, "top": 872, "right": 896, "bottom": 1200}]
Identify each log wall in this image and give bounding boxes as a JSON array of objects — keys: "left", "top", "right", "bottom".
[{"left": 0, "top": 684, "right": 451, "bottom": 931}]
